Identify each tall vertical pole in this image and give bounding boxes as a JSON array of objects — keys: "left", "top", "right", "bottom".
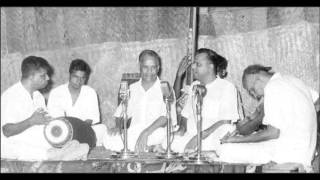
[
  {"left": 186, "top": 7, "right": 198, "bottom": 85},
  {"left": 118, "top": 81, "right": 136, "bottom": 159},
  {"left": 196, "top": 99, "right": 202, "bottom": 161},
  {"left": 122, "top": 101, "right": 129, "bottom": 154},
  {"left": 165, "top": 98, "right": 172, "bottom": 158}
]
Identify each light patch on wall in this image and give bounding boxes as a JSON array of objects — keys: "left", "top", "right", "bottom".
[{"left": 199, "top": 7, "right": 208, "bottom": 15}]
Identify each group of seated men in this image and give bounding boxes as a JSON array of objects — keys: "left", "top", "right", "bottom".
[{"left": 1, "top": 49, "right": 319, "bottom": 171}]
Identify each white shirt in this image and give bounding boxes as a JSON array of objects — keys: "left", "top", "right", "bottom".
[
  {"left": 182, "top": 77, "right": 240, "bottom": 136},
  {"left": 169, "top": 77, "right": 239, "bottom": 153},
  {"left": 113, "top": 77, "right": 177, "bottom": 150},
  {"left": 263, "top": 73, "right": 318, "bottom": 167},
  {"left": 1, "top": 82, "right": 51, "bottom": 160},
  {"left": 47, "top": 83, "right": 100, "bottom": 124}
]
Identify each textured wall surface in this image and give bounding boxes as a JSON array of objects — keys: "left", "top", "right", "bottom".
[
  {"left": 1, "top": 7, "right": 190, "bottom": 54},
  {"left": 1, "top": 7, "right": 319, "bottom": 127}
]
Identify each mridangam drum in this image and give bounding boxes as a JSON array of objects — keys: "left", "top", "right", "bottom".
[{"left": 44, "top": 116, "right": 96, "bottom": 149}]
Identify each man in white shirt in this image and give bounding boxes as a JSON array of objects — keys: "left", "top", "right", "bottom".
[
  {"left": 1, "top": 56, "right": 53, "bottom": 160},
  {"left": 47, "top": 59, "right": 106, "bottom": 146},
  {"left": 170, "top": 48, "right": 240, "bottom": 153},
  {"left": 103, "top": 50, "right": 177, "bottom": 153},
  {"left": 218, "top": 64, "right": 318, "bottom": 171}
]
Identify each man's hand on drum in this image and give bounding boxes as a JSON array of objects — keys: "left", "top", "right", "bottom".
[
  {"left": 177, "top": 55, "right": 192, "bottom": 77},
  {"left": 135, "top": 129, "right": 149, "bottom": 154},
  {"left": 29, "top": 108, "right": 52, "bottom": 126}
]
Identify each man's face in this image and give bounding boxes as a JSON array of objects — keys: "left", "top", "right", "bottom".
[
  {"left": 192, "top": 53, "right": 213, "bottom": 81},
  {"left": 139, "top": 55, "right": 159, "bottom": 83},
  {"left": 69, "top": 70, "right": 87, "bottom": 90},
  {"left": 244, "top": 74, "right": 264, "bottom": 101},
  {"left": 31, "top": 68, "right": 49, "bottom": 90}
]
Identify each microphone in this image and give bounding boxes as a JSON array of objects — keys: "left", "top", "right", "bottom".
[
  {"left": 119, "top": 81, "right": 129, "bottom": 101},
  {"left": 193, "top": 84, "right": 207, "bottom": 98},
  {"left": 160, "top": 81, "right": 174, "bottom": 103}
]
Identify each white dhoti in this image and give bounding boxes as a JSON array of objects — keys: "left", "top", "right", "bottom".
[
  {"left": 203, "top": 123, "right": 236, "bottom": 151},
  {"left": 1, "top": 138, "right": 50, "bottom": 161},
  {"left": 169, "top": 123, "right": 236, "bottom": 153},
  {"left": 47, "top": 140, "right": 89, "bottom": 161},
  {"left": 216, "top": 141, "right": 274, "bottom": 164},
  {"left": 103, "top": 125, "right": 166, "bottom": 151},
  {"left": 1, "top": 126, "right": 51, "bottom": 161}
]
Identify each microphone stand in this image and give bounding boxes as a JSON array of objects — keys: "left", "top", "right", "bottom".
[
  {"left": 164, "top": 96, "right": 179, "bottom": 159},
  {"left": 189, "top": 92, "right": 208, "bottom": 164},
  {"left": 157, "top": 94, "right": 181, "bottom": 159},
  {"left": 119, "top": 90, "right": 136, "bottom": 159}
]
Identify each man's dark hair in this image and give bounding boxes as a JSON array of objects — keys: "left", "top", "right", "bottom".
[
  {"left": 138, "top": 49, "right": 162, "bottom": 75},
  {"left": 138, "top": 49, "right": 161, "bottom": 64},
  {"left": 21, "top": 56, "right": 52, "bottom": 79},
  {"left": 242, "top": 64, "right": 273, "bottom": 89},
  {"left": 69, "top": 59, "right": 91, "bottom": 76},
  {"left": 196, "top": 48, "right": 228, "bottom": 78}
]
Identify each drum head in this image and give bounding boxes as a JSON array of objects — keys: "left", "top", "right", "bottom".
[{"left": 44, "top": 117, "right": 73, "bottom": 148}]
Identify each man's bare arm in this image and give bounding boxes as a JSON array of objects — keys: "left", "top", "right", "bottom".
[
  {"left": 237, "top": 102, "right": 264, "bottom": 135},
  {"left": 145, "top": 116, "right": 167, "bottom": 134},
  {"left": 202, "top": 120, "right": 231, "bottom": 139},
  {"left": 2, "top": 109, "right": 51, "bottom": 137},
  {"left": 236, "top": 117, "right": 262, "bottom": 135},
  {"left": 221, "top": 125, "right": 279, "bottom": 143},
  {"left": 135, "top": 116, "right": 167, "bottom": 152},
  {"left": 2, "top": 119, "right": 33, "bottom": 137}
]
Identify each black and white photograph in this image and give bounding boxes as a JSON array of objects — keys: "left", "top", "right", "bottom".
[{"left": 0, "top": 7, "right": 319, "bottom": 173}]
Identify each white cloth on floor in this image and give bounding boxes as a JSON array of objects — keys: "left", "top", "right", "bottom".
[
  {"left": 216, "top": 140, "right": 275, "bottom": 164},
  {"left": 47, "top": 140, "right": 89, "bottom": 161}
]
